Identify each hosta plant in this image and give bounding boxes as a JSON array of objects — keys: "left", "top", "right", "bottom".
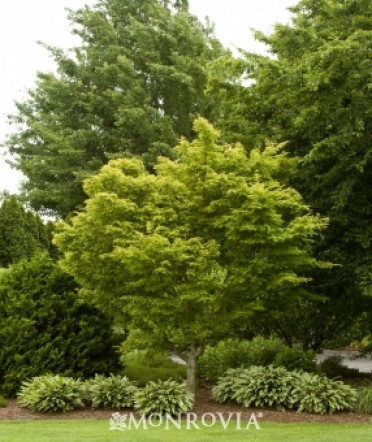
[
  {"left": 212, "top": 365, "right": 357, "bottom": 414},
  {"left": 212, "top": 368, "right": 248, "bottom": 403},
  {"left": 232, "top": 365, "right": 302, "bottom": 411},
  {"left": 213, "top": 365, "right": 301, "bottom": 411},
  {"left": 134, "top": 380, "right": 194, "bottom": 416},
  {"left": 86, "top": 375, "right": 138, "bottom": 409},
  {"left": 18, "top": 374, "right": 84, "bottom": 412},
  {"left": 291, "top": 373, "right": 357, "bottom": 414}
]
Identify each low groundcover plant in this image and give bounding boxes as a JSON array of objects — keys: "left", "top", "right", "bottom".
[
  {"left": 292, "top": 373, "right": 357, "bottom": 414},
  {"left": 85, "top": 374, "right": 138, "bottom": 409},
  {"left": 134, "top": 379, "right": 194, "bottom": 416},
  {"left": 213, "top": 365, "right": 301, "bottom": 411},
  {"left": 213, "top": 365, "right": 357, "bottom": 414},
  {"left": 18, "top": 374, "right": 84, "bottom": 412}
]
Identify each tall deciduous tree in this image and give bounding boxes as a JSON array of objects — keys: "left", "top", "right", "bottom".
[
  {"left": 6, "top": 0, "right": 225, "bottom": 217},
  {"left": 55, "top": 118, "right": 328, "bottom": 394},
  {"left": 208, "top": 0, "right": 372, "bottom": 346}
]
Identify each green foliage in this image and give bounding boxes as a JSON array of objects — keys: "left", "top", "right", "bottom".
[
  {"left": 354, "top": 387, "right": 372, "bottom": 415},
  {"left": 246, "top": 337, "right": 288, "bottom": 367},
  {"left": 123, "top": 365, "right": 186, "bottom": 388},
  {"left": 0, "top": 395, "right": 6, "bottom": 407},
  {"left": 18, "top": 375, "right": 84, "bottom": 412},
  {"left": 0, "top": 256, "right": 120, "bottom": 397},
  {"left": 199, "top": 337, "right": 316, "bottom": 381},
  {"left": 134, "top": 380, "right": 194, "bottom": 416},
  {"left": 55, "top": 118, "right": 329, "bottom": 394},
  {"left": 122, "top": 350, "right": 182, "bottom": 369},
  {"left": 209, "top": 0, "right": 372, "bottom": 347},
  {"left": 211, "top": 368, "right": 249, "bottom": 404},
  {"left": 199, "top": 341, "right": 243, "bottom": 382},
  {"left": 122, "top": 350, "right": 186, "bottom": 386},
  {"left": 273, "top": 348, "right": 317, "bottom": 373},
  {"left": 318, "top": 356, "right": 361, "bottom": 379},
  {"left": 214, "top": 366, "right": 302, "bottom": 411},
  {"left": 6, "top": 0, "right": 225, "bottom": 217},
  {"left": 86, "top": 375, "right": 138, "bottom": 409},
  {"left": 0, "top": 195, "right": 51, "bottom": 267},
  {"left": 199, "top": 337, "right": 286, "bottom": 381},
  {"left": 291, "top": 373, "right": 357, "bottom": 414},
  {"left": 213, "top": 366, "right": 357, "bottom": 414}
]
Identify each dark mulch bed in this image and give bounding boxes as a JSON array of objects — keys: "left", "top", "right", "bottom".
[{"left": 1, "top": 385, "right": 371, "bottom": 423}]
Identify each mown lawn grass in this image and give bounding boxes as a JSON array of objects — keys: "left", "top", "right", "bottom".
[{"left": 0, "top": 420, "right": 371, "bottom": 442}]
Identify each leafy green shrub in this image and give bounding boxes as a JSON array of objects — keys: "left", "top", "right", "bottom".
[
  {"left": 248, "top": 337, "right": 288, "bottom": 366},
  {"left": 213, "top": 365, "right": 357, "bottom": 414},
  {"left": 0, "top": 395, "right": 6, "bottom": 407},
  {"left": 122, "top": 350, "right": 186, "bottom": 386},
  {"left": 124, "top": 365, "right": 186, "bottom": 387},
  {"left": 291, "top": 373, "right": 357, "bottom": 414},
  {"left": 319, "top": 356, "right": 361, "bottom": 379},
  {"left": 213, "top": 365, "right": 302, "bottom": 411},
  {"left": 354, "top": 387, "right": 372, "bottom": 415},
  {"left": 273, "top": 348, "right": 317, "bottom": 372},
  {"left": 134, "top": 380, "right": 193, "bottom": 416},
  {"left": 18, "top": 375, "right": 84, "bottom": 412},
  {"left": 86, "top": 375, "right": 138, "bottom": 409},
  {"left": 199, "top": 337, "right": 286, "bottom": 381},
  {"left": 236, "top": 365, "right": 301, "bottom": 411},
  {"left": 0, "top": 256, "right": 120, "bottom": 397},
  {"left": 199, "top": 340, "right": 249, "bottom": 381},
  {"left": 212, "top": 368, "right": 250, "bottom": 403}
]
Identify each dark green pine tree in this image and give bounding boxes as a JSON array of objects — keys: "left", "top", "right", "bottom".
[{"left": 0, "top": 195, "right": 51, "bottom": 267}]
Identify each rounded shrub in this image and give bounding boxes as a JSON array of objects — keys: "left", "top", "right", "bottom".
[
  {"left": 0, "top": 256, "right": 120, "bottom": 397},
  {"left": 291, "top": 373, "right": 357, "bottom": 414},
  {"left": 212, "top": 368, "right": 248, "bottom": 403},
  {"left": 86, "top": 375, "right": 138, "bottom": 409},
  {"left": 233, "top": 365, "right": 301, "bottom": 411},
  {"left": 213, "top": 365, "right": 302, "bottom": 411},
  {"left": 247, "top": 337, "right": 287, "bottom": 366},
  {"left": 199, "top": 337, "right": 286, "bottom": 381},
  {"left": 134, "top": 380, "right": 194, "bottom": 416},
  {"left": 18, "top": 375, "right": 84, "bottom": 412},
  {"left": 212, "top": 365, "right": 357, "bottom": 414},
  {"left": 273, "top": 348, "right": 317, "bottom": 372}
]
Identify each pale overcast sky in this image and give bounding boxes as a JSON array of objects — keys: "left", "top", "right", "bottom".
[{"left": 0, "top": 0, "right": 298, "bottom": 194}]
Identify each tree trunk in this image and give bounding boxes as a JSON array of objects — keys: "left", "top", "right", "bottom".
[{"left": 186, "top": 344, "right": 202, "bottom": 396}]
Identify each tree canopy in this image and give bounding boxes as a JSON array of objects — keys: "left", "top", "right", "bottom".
[
  {"left": 6, "top": 0, "right": 225, "bottom": 217},
  {"left": 54, "top": 118, "right": 328, "bottom": 393},
  {"left": 208, "top": 0, "right": 372, "bottom": 346},
  {"left": 3, "top": 0, "right": 370, "bottom": 362}
]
